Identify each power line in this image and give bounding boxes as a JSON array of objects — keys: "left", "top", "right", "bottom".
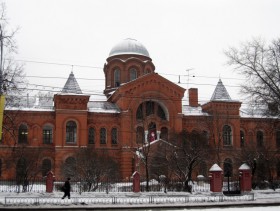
[
  {"left": 9, "top": 58, "right": 103, "bottom": 69},
  {"left": 26, "top": 75, "right": 104, "bottom": 81},
  {"left": 8, "top": 58, "right": 247, "bottom": 82}
]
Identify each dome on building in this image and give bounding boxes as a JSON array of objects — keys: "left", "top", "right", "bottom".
[{"left": 109, "top": 38, "right": 150, "bottom": 58}]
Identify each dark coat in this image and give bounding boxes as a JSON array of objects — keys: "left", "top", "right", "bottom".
[{"left": 63, "top": 180, "right": 71, "bottom": 192}]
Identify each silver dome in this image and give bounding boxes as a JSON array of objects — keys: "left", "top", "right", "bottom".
[{"left": 109, "top": 38, "right": 150, "bottom": 58}]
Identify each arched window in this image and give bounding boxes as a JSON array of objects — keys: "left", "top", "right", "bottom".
[
  {"left": 160, "top": 127, "right": 168, "bottom": 140},
  {"left": 114, "top": 69, "right": 120, "bottom": 87},
  {"left": 88, "top": 127, "right": 95, "bottom": 144},
  {"left": 240, "top": 130, "right": 245, "bottom": 147},
  {"left": 223, "top": 125, "right": 232, "bottom": 146},
  {"left": 224, "top": 158, "right": 233, "bottom": 177},
  {"left": 18, "top": 124, "right": 28, "bottom": 144},
  {"left": 276, "top": 130, "right": 280, "bottom": 148},
  {"left": 146, "top": 101, "right": 154, "bottom": 116},
  {"left": 66, "top": 121, "right": 77, "bottom": 143},
  {"left": 136, "top": 104, "right": 143, "bottom": 120},
  {"left": 157, "top": 105, "right": 166, "bottom": 120},
  {"left": 42, "top": 159, "right": 51, "bottom": 177},
  {"left": 100, "top": 128, "right": 107, "bottom": 144},
  {"left": 136, "top": 126, "right": 144, "bottom": 144},
  {"left": 63, "top": 157, "right": 76, "bottom": 178},
  {"left": 144, "top": 69, "right": 150, "bottom": 74},
  {"left": 129, "top": 68, "right": 137, "bottom": 81},
  {"left": 43, "top": 125, "right": 53, "bottom": 144},
  {"left": 111, "top": 128, "right": 118, "bottom": 144},
  {"left": 137, "top": 102, "right": 168, "bottom": 121},
  {"left": 257, "top": 131, "right": 264, "bottom": 147}
]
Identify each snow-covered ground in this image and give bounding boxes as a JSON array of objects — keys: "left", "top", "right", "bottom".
[{"left": 0, "top": 188, "right": 280, "bottom": 210}]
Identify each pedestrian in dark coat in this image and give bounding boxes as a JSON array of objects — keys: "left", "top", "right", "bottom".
[{"left": 62, "top": 177, "right": 71, "bottom": 199}]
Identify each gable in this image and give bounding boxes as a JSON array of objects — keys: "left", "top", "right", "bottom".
[{"left": 108, "top": 73, "right": 186, "bottom": 103}]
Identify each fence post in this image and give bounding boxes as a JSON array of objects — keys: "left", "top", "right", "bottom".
[
  {"left": 46, "top": 171, "right": 55, "bottom": 193},
  {"left": 209, "top": 163, "right": 223, "bottom": 193},
  {"left": 239, "top": 163, "right": 252, "bottom": 193},
  {"left": 132, "top": 171, "right": 140, "bottom": 193}
]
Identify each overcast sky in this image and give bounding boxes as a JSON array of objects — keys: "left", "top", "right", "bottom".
[{"left": 4, "top": 0, "right": 280, "bottom": 105}]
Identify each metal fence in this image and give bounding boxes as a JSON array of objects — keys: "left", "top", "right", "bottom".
[
  {"left": 4, "top": 193, "right": 255, "bottom": 206},
  {"left": 0, "top": 178, "right": 211, "bottom": 193},
  {"left": 0, "top": 179, "right": 46, "bottom": 193},
  {"left": 222, "top": 177, "right": 240, "bottom": 194}
]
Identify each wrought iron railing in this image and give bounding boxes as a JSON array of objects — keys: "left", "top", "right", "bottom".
[
  {"left": 0, "top": 178, "right": 212, "bottom": 193},
  {"left": 4, "top": 194, "right": 255, "bottom": 206}
]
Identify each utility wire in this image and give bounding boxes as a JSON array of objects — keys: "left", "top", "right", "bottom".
[
  {"left": 9, "top": 58, "right": 246, "bottom": 81},
  {"left": 10, "top": 58, "right": 103, "bottom": 69}
]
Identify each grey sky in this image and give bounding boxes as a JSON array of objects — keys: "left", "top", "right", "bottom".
[{"left": 5, "top": 0, "right": 280, "bottom": 104}]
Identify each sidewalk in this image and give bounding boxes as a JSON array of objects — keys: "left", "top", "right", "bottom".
[{"left": 0, "top": 189, "right": 280, "bottom": 210}]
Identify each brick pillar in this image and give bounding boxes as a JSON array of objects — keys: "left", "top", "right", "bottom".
[
  {"left": 239, "top": 163, "right": 252, "bottom": 192},
  {"left": 132, "top": 171, "right": 140, "bottom": 193},
  {"left": 209, "top": 164, "right": 223, "bottom": 193},
  {"left": 46, "top": 171, "right": 55, "bottom": 193}
]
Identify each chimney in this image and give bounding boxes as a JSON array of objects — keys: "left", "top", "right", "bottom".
[{"left": 189, "top": 88, "right": 198, "bottom": 107}]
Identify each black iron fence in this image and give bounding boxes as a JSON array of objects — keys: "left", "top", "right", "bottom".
[
  {"left": 0, "top": 178, "right": 212, "bottom": 193},
  {"left": 1, "top": 178, "right": 278, "bottom": 194},
  {"left": 222, "top": 176, "right": 240, "bottom": 195}
]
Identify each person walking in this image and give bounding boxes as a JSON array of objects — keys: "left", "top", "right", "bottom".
[{"left": 62, "top": 177, "right": 71, "bottom": 199}]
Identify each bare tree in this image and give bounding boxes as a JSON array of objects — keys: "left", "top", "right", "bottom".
[
  {"left": 225, "top": 37, "right": 280, "bottom": 116},
  {"left": 9, "top": 145, "right": 45, "bottom": 192},
  {"left": 148, "top": 140, "right": 174, "bottom": 180},
  {"left": 136, "top": 140, "right": 152, "bottom": 191},
  {"left": 0, "top": 2, "right": 27, "bottom": 147},
  {"left": 168, "top": 130, "right": 210, "bottom": 192},
  {"left": 61, "top": 148, "right": 120, "bottom": 192},
  {"left": 236, "top": 139, "right": 280, "bottom": 188},
  {"left": 0, "top": 2, "right": 26, "bottom": 97}
]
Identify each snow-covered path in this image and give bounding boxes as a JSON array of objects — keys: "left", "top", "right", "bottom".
[{"left": 0, "top": 189, "right": 280, "bottom": 209}]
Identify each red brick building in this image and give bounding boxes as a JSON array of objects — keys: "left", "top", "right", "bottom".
[{"left": 1, "top": 38, "right": 280, "bottom": 180}]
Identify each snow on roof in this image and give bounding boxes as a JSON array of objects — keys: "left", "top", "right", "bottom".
[
  {"left": 210, "top": 79, "right": 232, "bottom": 101},
  {"left": 5, "top": 95, "right": 54, "bottom": 111},
  {"left": 88, "top": 101, "right": 120, "bottom": 113},
  {"left": 209, "top": 163, "right": 222, "bottom": 172},
  {"left": 182, "top": 105, "right": 208, "bottom": 116},
  {"left": 6, "top": 100, "right": 120, "bottom": 114}
]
